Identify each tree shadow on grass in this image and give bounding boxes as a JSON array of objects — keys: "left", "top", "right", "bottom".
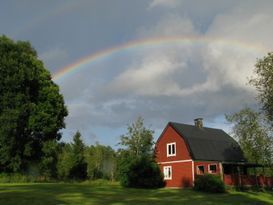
[{"left": 0, "top": 183, "right": 272, "bottom": 205}]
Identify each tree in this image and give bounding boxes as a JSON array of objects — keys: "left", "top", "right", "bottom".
[
  {"left": 250, "top": 52, "right": 273, "bottom": 125},
  {"left": 118, "top": 117, "right": 164, "bottom": 188},
  {"left": 85, "top": 144, "right": 117, "bottom": 181},
  {"left": 69, "top": 131, "right": 87, "bottom": 180},
  {"left": 119, "top": 117, "right": 154, "bottom": 158},
  {"left": 226, "top": 108, "right": 273, "bottom": 167},
  {"left": 57, "top": 143, "right": 73, "bottom": 179},
  {"left": 0, "top": 36, "right": 68, "bottom": 172},
  {"left": 118, "top": 156, "right": 164, "bottom": 188},
  {"left": 39, "top": 140, "right": 60, "bottom": 179},
  {"left": 57, "top": 132, "right": 87, "bottom": 180}
]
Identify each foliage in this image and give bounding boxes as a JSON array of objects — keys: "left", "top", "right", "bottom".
[
  {"left": 57, "top": 132, "right": 87, "bottom": 180},
  {"left": 226, "top": 108, "right": 273, "bottom": 167},
  {"left": 57, "top": 143, "right": 74, "bottom": 179},
  {"left": 1, "top": 183, "right": 273, "bottom": 205},
  {"left": 85, "top": 144, "right": 117, "bottom": 181},
  {"left": 116, "top": 150, "right": 136, "bottom": 186},
  {"left": 118, "top": 155, "right": 165, "bottom": 188},
  {"left": 0, "top": 173, "right": 35, "bottom": 183},
  {"left": 250, "top": 52, "right": 273, "bottom": 125},
  {"left": 0, "top": 36, "right": 68, "bottom": 172},
  {"left": 118, "top": 117, "right": 164, "bottom": 188},
  {"left": 120, "top": 117, "right": 154, "bottom": 158},
  {"left": 70, "top": 131, "right": 87, "bottom": 180},
  {"left": 0, "top": 173, "right": 54, "bottom": 183},
  {"left": 194, "top": 174, "right": 226, "bottom": 193},
  {"left": 39, "top": 140, "right": 60, "bottom": 179}
]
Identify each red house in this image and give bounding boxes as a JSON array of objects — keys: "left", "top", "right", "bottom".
[{"left": 155, "top": 118, "right": 273, "bottom": 188}]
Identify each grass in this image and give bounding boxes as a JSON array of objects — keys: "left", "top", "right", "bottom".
[{"left": 0, "top": 182, "right": 273, "bottom": 205}]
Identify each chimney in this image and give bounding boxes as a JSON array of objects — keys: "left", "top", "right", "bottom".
[{"left": 194, "top": 118, "right": 203, "bottom": 128}]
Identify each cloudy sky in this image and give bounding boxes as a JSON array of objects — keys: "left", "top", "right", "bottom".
[{"left": 1, "top": 0, "right": 273, "bottom": 146}]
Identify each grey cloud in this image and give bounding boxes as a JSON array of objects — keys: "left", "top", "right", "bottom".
[
  {"left": 3, "top": 1, "right": 271, "bottom": 144},
  {"left": 61, "top": 1, "right": 267, "bottom": 133}
]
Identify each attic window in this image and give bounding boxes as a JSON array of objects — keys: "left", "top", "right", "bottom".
[{"left": 167, "top": 142, "right": 176, "bottom": 157}]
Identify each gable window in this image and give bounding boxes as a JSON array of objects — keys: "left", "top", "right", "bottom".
[
  {"left": 209, "top": 164, "right": 217, "bottom": 174},
  {"left": 167, "top": 142, "right": 176, "bottom": 157},
  {"left": 163, "top": 166, "right": 172, "bottom": 180},
  {"left": 197, "top": 165, "right": 205, "bottom": 175}
]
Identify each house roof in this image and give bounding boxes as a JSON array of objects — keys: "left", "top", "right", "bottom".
[{"left": 169, "top": 122, "right": 246, "bottom": 163}]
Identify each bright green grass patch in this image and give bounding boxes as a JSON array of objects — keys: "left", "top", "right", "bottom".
[{"left": 0, "top": 182, "right": 272, "bottom": 205}]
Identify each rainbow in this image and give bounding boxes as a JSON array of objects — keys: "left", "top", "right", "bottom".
[{"left": 52, "top": 36, "right": 268, "bottom": 81}]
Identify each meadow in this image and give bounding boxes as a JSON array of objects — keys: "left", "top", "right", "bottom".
[{"left": 0, "top": 182, "right": 273, "bottom": 205}]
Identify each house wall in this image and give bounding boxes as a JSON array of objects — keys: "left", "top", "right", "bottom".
[
  {"left": 155, "top": 124, "right": 193, "bottom": 187},
  {"left": 194, "top": 161, "right": 221, "bottom": 176},
  {"left": 155, "top": 125, "right": 191, "bottom": 163},
  {"left": 159, "top": 161, "right": 193, "bottom": 187},
  {"left": 224, "top": 174, "right": 273, "bottom": 187}
]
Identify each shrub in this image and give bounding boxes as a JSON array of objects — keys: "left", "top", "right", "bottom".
[
  {"left": 194, "top": 174, "right": 225, "bottom": 193},
  {"left": 118, "top": 156, "right": 165, "bottom": 188},
  {"left": 0, "top": 173, "right": 48, "bottom": 183}
]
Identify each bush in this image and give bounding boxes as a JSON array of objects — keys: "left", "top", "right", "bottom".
[
  {"left": 118, "top": 156, "right": 165, "bottom": 188},
  {"left": 194, "top": 174, "right": 225, "bottom": 193},
  {"left": 0, "top": 173, "right": 50, "bottom": 183}
]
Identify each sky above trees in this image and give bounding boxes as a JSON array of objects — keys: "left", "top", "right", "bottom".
[{"left": 1, "top": 0, "right": 273, "bottom": 146}]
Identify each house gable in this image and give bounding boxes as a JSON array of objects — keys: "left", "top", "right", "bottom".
[
  {"left": 155, "top": 124, "right": 192, "bottom": 163},
  {"left": 155, "top": 124, "right": 194, "bottom": 187}
]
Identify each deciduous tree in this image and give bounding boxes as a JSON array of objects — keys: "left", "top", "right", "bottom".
[
  {"left": 0, "top": 36, "right": 68, "bottom": 172},
  {"left": 119, "top": 117, "right": 154, "bottom": 158},
  {"left": 226, "top": 108, "right": 273, "bottom": 167},
  {"left": 250, "top": 52, "right": 273, "bottom": 125},
  {"left": 118, "top": 117, "right": 164, "bottom": 188},
  {"left": 85, "top": 144, "right": 117, "bottom": 181}
]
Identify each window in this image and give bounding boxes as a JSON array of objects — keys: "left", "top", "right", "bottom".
[
  {"left": 197, "top": 165, "right": 205, "bottom": 175},
  {"left": 167, "top": 142, "right": 176, "bottom": 157},
  {"left": 209, "top": 164, "right": 217, "bottom": 174},
  {"left": 163, "top": 166, "right": 172, "bottom": 180}
]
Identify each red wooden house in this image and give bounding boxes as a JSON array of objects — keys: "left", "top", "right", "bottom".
[{"left": 155, "top": 118, "right": 273, "bottom": 188}]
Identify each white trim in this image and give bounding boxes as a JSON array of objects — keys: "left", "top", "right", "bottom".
[
  {"left": 196, "top": 165, "right": 205, "bottom": 175},
  {"left": 219, "top": 162, "right": 224, "bottom": 181},
  {"left": 208, "top": 164, "right": 217, "bottom": 174},
  {"left": 166, "top": 142, "right": 176, "bottom": 157},
  {"left": 158, "top": 159, "right": 192, "bottom": 165},
  {"left": 192, "top": 161, "right": 195, "bottom": 186},
  {"left": 163, "top": 166, "right": 172, "bottom": 180}
]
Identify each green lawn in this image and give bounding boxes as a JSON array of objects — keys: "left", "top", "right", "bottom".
[{"left": 0, "top": 182, "right": 273, "bottom": 205}]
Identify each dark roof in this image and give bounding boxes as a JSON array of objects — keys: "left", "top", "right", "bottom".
[{"left": 169, "top": 122, "right": 246, "bottom": 163}]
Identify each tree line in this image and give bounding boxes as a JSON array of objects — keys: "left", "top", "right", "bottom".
[
  {"left": 0, "top": 35, "right": 272, "bottom": 186},
  {"left": 0, "top": 36, "right": 164, "bottom": 187}
]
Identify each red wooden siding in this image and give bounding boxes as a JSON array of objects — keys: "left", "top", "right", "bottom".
[
  {"left": 156, "top": 124, "right": 193, "bottom": 187},
  {"left": 159, "top": 161, "right": 193, "bottom": 187},
  {"left": 224, "top": 175, "right": 273, "bottom": 187},
  {"left": 194, "top": 161, "right": 221, "bottom": 176},
  {"left": 155, "top": 125, "right": 191, "bottom": 163}
]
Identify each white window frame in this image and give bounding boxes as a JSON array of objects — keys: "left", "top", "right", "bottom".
[
  {"left": 163, "top": 166, "right": 172, "bottom": 180},
  {"left": 166, "top": 142, "right": 176, "bottom": 157},
  {"left": 197, "top": 165, "right": 205, "bottom": 175},
  {"left": 208, "top": 164, "right": 217, "bottom": 174}
]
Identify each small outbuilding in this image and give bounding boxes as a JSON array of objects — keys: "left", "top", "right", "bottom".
[{"left": 155, "top": 119, "right": 272, "bottom": 188}]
